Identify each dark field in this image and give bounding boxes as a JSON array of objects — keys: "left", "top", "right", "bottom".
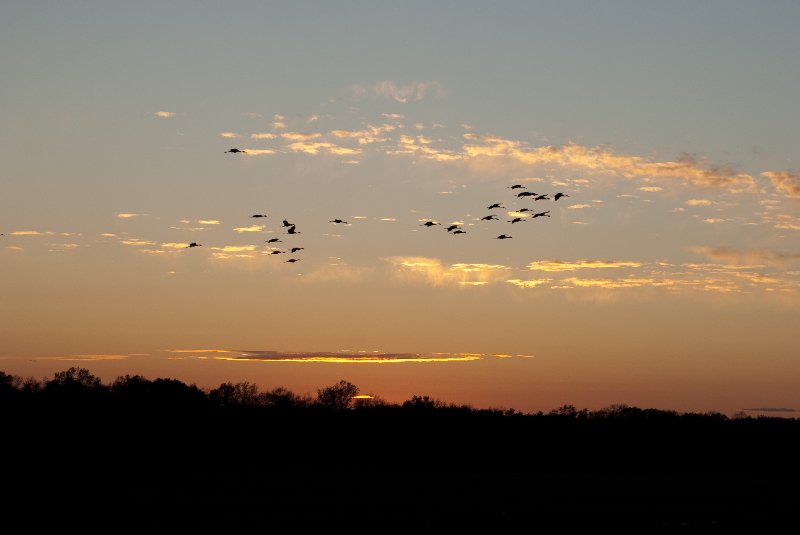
[{"left": 2, "top": 369, "right": 798, "bottom": 532}]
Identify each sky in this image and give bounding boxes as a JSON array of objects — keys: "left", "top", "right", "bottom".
[{"left": 1, "top": 2, "right": 799, "bottom": 415}]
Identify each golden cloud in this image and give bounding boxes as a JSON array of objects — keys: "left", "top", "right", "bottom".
[
  {"left": 197, "top": 219, "right": 220, "bottom": 225},
  {"left": 210, "top": 245, "right": 257, "bottom": 253},
  {"left": 762, "top": 171, "right": 800, "bottom": 199},
  {"left": 281, "top": 132, "right": 322, "bottom": 141},
  {"left": 233, "top": 225, "right": 265, "bottom": 233},
  {"left": 161, "top": 242, "right": 191, "bottom": 249},
  {"left": 154, "top": 111, "right": 175, "bottom": 118},
  {"left": 250, "top": 133, "right": 277, "bottom": 139},
  {"left": 686, "top": 199, "right": 713, "bottom": 206},
  {"left": 526, "top": 260, "right": 642, "bottom": 272},
  {"left": 385, "top": 256, "right": 510, "bottom": 286},
  {"left": 117, "top": 213, "right": 141, "bottom": 219},
  {"left": 220, "top": 132, "right": 240, "bottom": 139}
]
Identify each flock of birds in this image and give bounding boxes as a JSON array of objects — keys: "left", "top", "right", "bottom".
[{"left": 185, "top": 150, "right": 574, "bottom": 260}]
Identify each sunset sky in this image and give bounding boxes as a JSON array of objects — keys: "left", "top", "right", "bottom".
[{"left": 2, "top": 2, "right": 799, "bottom": 414}]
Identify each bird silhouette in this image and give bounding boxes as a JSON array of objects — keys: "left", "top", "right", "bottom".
[
  {"left": 225, "top": 148, "right": 246, "bottom": 154},
  {"left": 445, "top": 224, "right": 461, "bottom": 232},
  {"left": 421, "top": 221, "right": 440, "bottom": 227},
  {"left": 508, "top": 217, "right": 526, "bottom": 224},
  {"left": 480, "top": 215, "right": 499, "bottom": 221},
  {"left": 496, "top": 234, "right": 512, "bottom": 239},
  {"left": 487, "top": 203, "right": 505, "bottom": 209},
  {"left": 554, "top": 193, "right": 570, "bottom": 201},
  {"left": 329, "top": 219, "right": 348, "bottom": 224},
  {"left": 534, "top": 194, "right": 550, "bottom": 201},
  {"left": 285, "top": 258, "right": 300, "bottom": 263},
  {"left": 533, "top": 211, "right": 551, "bottom": 218},
  {"left": 187, "top": 242, "right": 202, "bottom": 248},
  {"left": 290, "top": 247, "right": 304, "bottom": 253},
  {"left": 251, "top": 214, "right": 268, "bottom": 218},
  {"left": 452, "top": 229, "right": 466, "bottom": 235},
  {"left": 517, "top": 191, "right": 536, "bottom": 198},
  {"left": 282, "top": 219, "right": 294, "bottom": 227},
  {"left": 287, "top": 225, "right": 300, "bottom": 234},
  {"left": 270, "top": 250, "right": 284, "bottom": 255},
  {"left": 508, "top": 184, "right": 526, "bottom": 190},
  {"left": 266, "top": 238, "right": 281, "bottom": 243}
]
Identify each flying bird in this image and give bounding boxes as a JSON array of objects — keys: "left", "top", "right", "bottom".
[
  {"left": 251, "top": 214, "right": 268, "bottom": 218},
  {"left": 421, "top": 221, "right": 440, "bottom": 227},
  {"left": 329, "top": 219, "right": 348, "bottom": 224},
  {"left": 266, "top": 238, "right": 281, "bottom": 243},
  {"left": 508, "top": 218, "right": 526, "bottom": 224},
  {"left": 508, "top": 184, "right": 526, "bottom": 190},
  {"left": 445, "top": 224, "right": 461, "bottom": 232},
  {"left": 554, "top": 193, "right": 570, "bottom": 201},
  {"left": 517, "top": 208, "right": 533, "bottom": 213},
  {"left": 285, "top": 258, "right": 300, "bottom": 263},
  {"left": 282, "top": 219, "right": 294, "bottom": 227},
  {"left": 517, "top": 191, "right": 536, "bottom": 198},
  {"left": 533, "top": 211, "right": 551, "bottom": 218},
  {"left": 496, "top": 234, "right": 512, "bottom": 239},
  {"left": 225, "top": 148, "right": 246, "bottom": 154},
  {"left": 187, "top": 242, "right": 202, "bottom": 248},
  {"left": 290, "top": 247, "right": 305, "bottom": 253},
  {"left": 534, "top": 194, "right": 550, "bottom": 201},
  {"left": 270, "top": 250, "right": 284, "bottom": 255},
  {"left": 452, "top": 229, "right": 466, "bottom": 235},
  {"left": 480, "top": 215, "right": 499, "bottom": 221},
  {"left": 287, "top": 225, "right": 300, "bottom": 234},
  {"left": 487, "top": 203, "right": 505, "bottom": 209}
]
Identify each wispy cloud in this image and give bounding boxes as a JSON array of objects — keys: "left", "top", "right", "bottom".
[
  {"left": 160, "top": 242, "right": 191, "bottom": 249},
  {"left": 506, "top": 278, "right": 551, "bottom": 288},
  {"left": 117, "top": 213, "right": 142, "bottom": 219},
  {"left": 567, "top": 204, "right": 592, "bottom": 210},
  {"left": 210, "top": 245, "right": 257, "bottom": 253},
  {"left": 288, "top": 141, "right": 361, "bottom": 156},
  {"left": 197, "top": 219, "right": 220, "bottom": 225},
  {"left": 251, "top": 133, "right": 277, "bottom": 140},
  {"left": 762, "top": 171, "right": 800, "bottom": 199},
  {"left": 331, "top": 124, "right": 395, "bottom": 145},
  {"left": 9, "top": 230, "right": 43, "bottom": 236},
  {"left": 243, "top": 149, "right": 277, "bottom": 156},
  {"left": 686, "top": 199, "right": 713, "bottom": 206},
  {"left": 527, "top": 260, "right": 642, "bottom": 272},
  {"left": 168, "top": 348, "right": 517, "bottom": 364},
  {"left": 385, "top": 256, "right": 510, "bottom": 286},
  {"left": 220, "top": 132, "right": 240, "bottom": 139},
  {"left": 154, "top": 111, "right": 175, "bottom": 118},
  {"left": 233, "top": 225, "right": 265, "bottom": 233},
  {"left": 281, "top": 132, "right": 322, "bottom": 141},
  {"left": 639, "top": 186, "right": 663, "bottom": 192},
  {"left": 120, "top": 238, "right": 156, "bottom": 246},
  {"left": 691, "top": 246, "right": 800, "bottom": 267},
  {"left": 352, "top": 81, "right": 444, "bottom": 103}
]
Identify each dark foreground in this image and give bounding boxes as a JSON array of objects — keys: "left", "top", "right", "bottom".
[{"left": 2, "top": 370, "right": 798, "bottom": 532}]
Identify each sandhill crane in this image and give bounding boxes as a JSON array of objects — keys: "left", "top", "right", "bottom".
[
  {"left": 508, "top": 184, "right": 525, "bottom": 190},
  {"left": 187, "top": 242, "right": 202, "bottom": 248},
  {"left": 290, "top": 247, "right": 304, "bottom": 253},
  {"left": 554, "top": 193, "right": 570, "bottom": 201},
  {"left": 421, "top": 221, "right": 439, "bottom": 227},
  {"left": 251, "top": 214, "right": 268, "bottom": 218},
  {"left": 487, "top": 203, "right": 504, "bottom": 209},
  {"left": 225, "top": 148, "right": 246, "bottom": 154},
  {"left": 480, "top": 215, "right": 499, "bottom": 221},
  {"left": 270, "top": 250, "right": 284, "bottom": 255},
  {"left": 508, "top": 217, "right": 526, "bottom": 224},
  {"left": 452, "top": 229, "right": 466, "bottom": 235},
  {"left": 534, "top": 194, "right": 550, "bottom": 201},
  {"left": 517, "top": 191, "right": 536, "bottom": 198},
  {"left": 282, "top": 219, "right": 294, "bottom": 227},
  {"left": 517, "top": 208, "right": 533, "bottom": 213},
  {"left": 329, "top": 219, "right": 348, "bottom": 224},
  {"left": 287, "top": 225, "right": 300, "bottom": 234},
  {"left": 496, "top": 234, "right": 512, "bottom": 239},
  {"left": 533, "top": 211, "right": 551, "bottom": 218},
  {"left": 445, "top": 224, "right": 461, "bottom": 232},
  {"left": 266, "top": 238, "right": 281, "bottom": 243},
  {"left": 285, "top": 258, "right": 300, "bottom": 263}
]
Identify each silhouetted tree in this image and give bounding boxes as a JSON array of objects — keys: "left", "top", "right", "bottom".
[
  {"left": 402, "top": 395, "right": 442, "bottom": 410},
  {"left": 210, "top": 381, "right": 261, "bottom": 407},
  {"left": 261, "top": 387, "right": 307, "bottom": 409},
  {"left": 43, "top": 367, "right": 106, "bottom": 402},
  {"left": 316, "top": 380, "right": 359, "bottom": 410}
]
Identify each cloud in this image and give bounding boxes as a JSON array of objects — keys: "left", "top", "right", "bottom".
[
  {"left": 154, "top": 111, "right": 175, "bottom": 118},
  {"left": 385, "top": 256, "right": 510, "bottom": 286},
  {"left": 220, "top": 132, "right": 240, "bottom": 139},
  {"left": 233, "top": 225, "right": 265, "bottom": 233},
  {"left": 242, "top": 149, "right": 277, "bottom": 156},
  {"left": 9, "top": 230, "right": 43, "bottom": 236},
  {"left": 272, "top": 121, "right": 287, "bottom": 130},
  {"left": 117, "top": 213, "right": 142, "bottom": 219},
  {"left": 251, "top": 133, "right": 277, "bottom": 140},
  {"left": 386, "top": 135, "right": 462, "bottom": 161},
  {"left": 288, "top": 141, "right": 361, "bottom": 156},
  {"left": 210, "top": 245, "right": 257, "bottom": 253},
  {"left": 169, "top": 348, "right": 504, "bottom": 364},
  {"left": 197, "top": 219, "right": 220, "bottom": 225},
  {"left": 762, "top": 171, "right": 800, "bottom": 199},
  {"left": 743, "top": 407, "right": 797, "bottom": 413},
  {"left": 690, "top": 246, "right": 800, "bottom": 266},
  {"left": 703, "top": 218, "right": 727, "bottom": 224},
  {"left": 382, "top": 113, "right": 405, "bottom": 119},
  {"left": 160, "top": 242, "right": 191, "bottom": 249},
  {"left": 120, "top": 238, "right": 156, "bottom": 246},
  {"left": 54, "top": 354, "right": 130, "bottom": 361},
  {"left": 281, "top": 132, "right": 322, "bottom": 141},
  {"left": 330, "top": 124, "right": 395, "bottom": 145},
  {"left": 686, "top": 199, "right": 713, "bottom": 206},
  {"left": 352, "top": 81, "right": 444, "bottom": 103},
  {"left": 461, "top": 136, "right": 755, "bottom": 191},
  {"left": 527, "top": 260, "right": 643, "bottom": 272},
  {"left": 301, "top": 264, "right": 374, "bottom": 284},
  {"left": 567, "top": 204, "right": 591, "bottom": 210},
  {"left": 506, "top": 279, "right": 552, "bottom": 288},
  {"left": 639, "top": 186, "right": 663, "bottom": 192}
]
